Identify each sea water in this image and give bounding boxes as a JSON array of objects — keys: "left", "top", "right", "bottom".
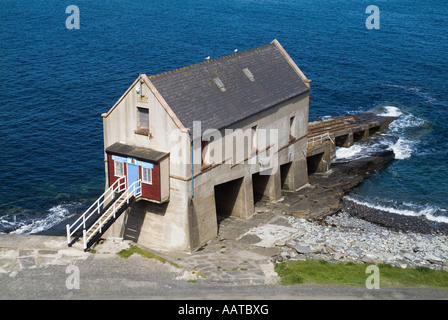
[{"left": 0, "top": 0, "right": 447, "bottom": 233}]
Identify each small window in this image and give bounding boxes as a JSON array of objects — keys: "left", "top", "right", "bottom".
[
  {"left": 242, "top": 68, "right": 255, "bottom": 81},
  {"left": 213, "top": 77, "right": 226, "bottom": 92},
  {"left": 289, "top": 116, "right": 296, "bottom": 141},
  {"left": 142, "top": 167, "right": 152, "bottom": 184},
  {"left": 137, "top": 107, "right": 149, "bottom": 132},
  {"left": 251, "top": 125, "right": 258, "bottom": 153},
  {"left": 115, "top": 161, "right": 124, "bottom": 177},
  {"left": 201, "top": 140, "right": 210, "bottom": 167}
]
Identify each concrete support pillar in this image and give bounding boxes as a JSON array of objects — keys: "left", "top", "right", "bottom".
[
  {"left": 260, "top": 168, "right": 282, "bottom": 202},
  {"left": 361, "top": 128, "right": 369, "bottom": 140},
  {"left": 231, "top": 175, "right": 255, "bottom": 219},
  {"left": 192, "top": 184, "right": 217, "bottom": 247},
  {"left": 316, "top": 148, "right": 331, "bottom": 173},
  {"left": 343, "top": 133, "right": 354, "bottom": 147},
  {"left": 282, "top": 159, "right": 308, "bottom": 191}
]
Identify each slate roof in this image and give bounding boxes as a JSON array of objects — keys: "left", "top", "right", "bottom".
[
  {"left": 149, "top": 41, "right": 309, "bottom": 133},
  {"left": 106, "top": 142, "right": 169, "bottom": 162}
]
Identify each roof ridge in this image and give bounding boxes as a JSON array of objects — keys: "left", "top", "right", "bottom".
[{"left": 147, "top": 42, "right": 275, "bottom": 80}]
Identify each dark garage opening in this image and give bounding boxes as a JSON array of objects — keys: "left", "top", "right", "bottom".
[
  {"left": 353, "top": 131, "right": 365, "bottom": 143},
  {"left": 369, "top": 126, "right": 381, "bottom": 136},
  {"left": 335, "top": 134, "right": 349, "bottom": 147},
  {"left": 214, "top": 177, "right": 243, "bottom": 224},
  {"left": 280, "top": 162, "right": 292, "bottom": 190},
  {"left": 306, "top": 153, "right": 324, "bottom": 175},
  {"left": 252, "top": 172, "right": 270, "bottom": 204}
]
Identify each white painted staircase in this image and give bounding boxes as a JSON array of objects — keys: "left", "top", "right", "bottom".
[{"left": 66, "top": 177, "right": 141, "bottom": 251}]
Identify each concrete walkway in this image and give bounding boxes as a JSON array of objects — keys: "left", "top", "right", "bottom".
[{"left": 160, "top": 210, "right": 285, "bottom": 286}]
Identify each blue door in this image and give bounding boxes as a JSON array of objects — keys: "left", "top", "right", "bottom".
[{"left": 127, "top": 163, "right": 140, "bottom": 193}]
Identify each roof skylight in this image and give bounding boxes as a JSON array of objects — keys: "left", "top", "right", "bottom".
[
  {"left": 213, "top": 77, "right": 226, "bottom": 92},
  {"left": 242, "top": 68, "right": 255, "bottom": 81}
]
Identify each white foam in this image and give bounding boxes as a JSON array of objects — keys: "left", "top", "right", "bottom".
[
  {"left": 335, "top": 144, "right": 365, "bottom": 160},
  {"left": 345, "top": 196, "right": 448, "bottom": 224},
  {"left": 380, "top": 106, "right": 403, "bottom": 117},
  {"left": 376, "top": 106, "right": 426, "bottom": 160},
  {"left": 388, "top": 115, "right": 425, "bottom": 134},
  {"left": 333, "top": 106, "right": 419, "bottom": 161},
  {"left": 11, "top": 204, "right": 72, "bottom": 235},
  {"left": 387, "top": 138, "right": 413, "bottom": 160},
  {"left": 377, "top": 106, "right": 425, "bottom": 131}
]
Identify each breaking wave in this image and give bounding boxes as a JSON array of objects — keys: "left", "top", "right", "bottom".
[
  {"left": 0, "top": 203, "right": 77, "bottom": 235},
  {"left": 333, "top": 106, "right": 425, "bottom": 162},
  {"left": 345, "top": 195, "right": 448, "bottom": 224},
  {"left": 379, "top": 105, "right": 403, "bottom": 117}
]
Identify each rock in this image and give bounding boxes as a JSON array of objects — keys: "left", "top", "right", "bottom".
[
  {"left": 377, "top": 252, "right": 394, "bottom": 261},
  {"left": 425, "top": 254, "right": 443, "bottom": 264},
  {"left": 285, "top": 239, "right": 296, "bottom": 249},
  {"left": 341, "top": 256, "right": 356, "bottom": 263},
  {"left": 325, "top": 245, "right": 335, "bottom": 253},
  {"left": 395, "top": 260, "right": 409, "bottom": 269},
  {"left": 310, "top": 245, "right": 325, "bottom": 254},
  {"left": 280, "top": 252, "right": 290, "bottom": 260},
  {"left": 274, "top": 239, "right": 286, "bottom": 246},
  {"left": 361, "top": 256, "right": 372, "bottom": 264},
  {"left": 294, "top": 245, "right": 310, "bottom": 254},
  {"left": 333, "top": 151, "right": 395, "bottom": 177},
  {"left": 288, "top": 249, "right": 298, "bottom": 258},
  {"left": 295, "top": 241, "right": 310, "bottom": 247},
  {"left": 333, "top": 252, "right": 344, "bottom": 261},
  {"left": 403, "top": 253, "right": 414, "bottom": 261}
]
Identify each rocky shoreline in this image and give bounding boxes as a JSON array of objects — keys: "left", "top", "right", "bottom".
[
  {"left": 340, "top": 198, "right": 448, "bottom": 236},
  {"left": 271, "top": 209, "right": 448, "bottom": 271}
]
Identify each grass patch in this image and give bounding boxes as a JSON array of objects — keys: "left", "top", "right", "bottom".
[
  {"left": 274, "top": 260, "right": 448, "bottom": 289},
  {"left": 117, "top": 244, "right": 181, "bottom": 269}
]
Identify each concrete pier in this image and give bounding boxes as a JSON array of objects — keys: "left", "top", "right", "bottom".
[{"left": 306, "top": 112, "right": 398, "bottom": 173}]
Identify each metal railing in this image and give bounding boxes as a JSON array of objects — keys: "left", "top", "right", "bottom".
[
  {"left": 81, "top": 179, "right": 142, "bottom": 250},
  {"left": 66, "top": 176, "right": 127, "bottom": 246},
  {"left": 307, "top": 132, "right": 330, "bottom": 147}
]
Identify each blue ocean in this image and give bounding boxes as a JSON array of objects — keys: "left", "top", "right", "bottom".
[{"left": 1, "top": 0, "right": 447, "bottom": 234}]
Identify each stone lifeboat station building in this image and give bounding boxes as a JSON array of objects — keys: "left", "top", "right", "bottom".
[{"left": 92, "top": 40, "right": 311, "bottom": 252}]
